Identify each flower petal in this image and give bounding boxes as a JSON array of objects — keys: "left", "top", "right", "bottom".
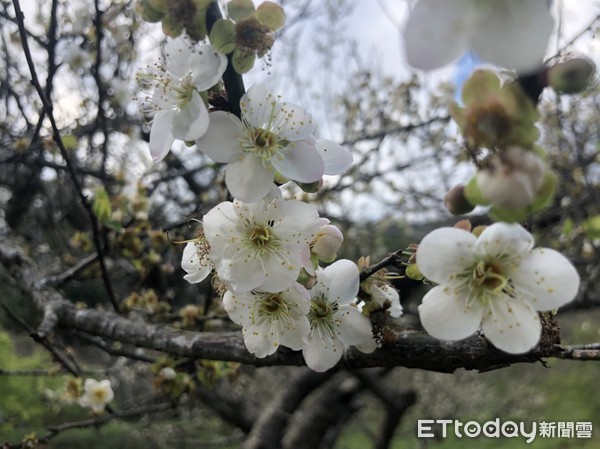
[
  {"left": 470, "top": 0, "right": 554, "bottom": 74},
  {"left": 474, "top": 222, "right": 534, "bottom": 259},
  {"left": 303, "top": 332, "right": 344, "bottom": 372},
  {"left": 337, "top": 305, "right": 375, "bottom": 351},
  {"left": 403, "top": 0, "right": 475, "bottom": 70},
  {"left": 512, "top": 248, "right": 580, "bottom": 311},
  {"left": 278, "top": 316, "right": 311, "bottom": 351},
  {"left": 241, "top": 84, "right": 273, "bottom": 127},
  {"left": 315, "top": 139, "right": 353, "bottom": 175},
  {"left": 171, "top": 91, "right": 210, "bottom": 141},
  {"left": 190, "top": 45, "right": 228, "bottom": 91},
  {"left": 416, "top": 227, "right": 476, "bottom": 284},
  {"left": 243, "top": 321, "right": 279, "bottom": 358},
  {"left": 222, "top": 290, "right": 252, "bottom": 326},
  {"left": 225, "top": 154, "right": 274, "bottom": 202},
  {"left": 164, "top": 37, "right": 193, "bottom": 77},
  {"left": 418, "top": 284, "right": 485, "bottom": 341},
  {"left": 257, "top": 252, "right": 303, "bottom": 292},
  {"left": 316, "top": 259, "right": 360, "bottom": 305},
  {"left": 272, "top": 141, "right": 324, "bottom": 183},
  {"left": 482, "top": 295, "right": 541, "bottom": 354},
  {"left": 149, "top": 109, "right": 176, "bottom": 162},
  {"left": 219, "top": 251, "right": 266, "bottom": 292},
  {"left": 197, "top": 111, "right": 243, "bottom": 163},
  {"left": 182, "top": 242, "right": 211, "bottom": 284},
  {"left": 272, "top": 101, "right": 315, "bottom": 141}
]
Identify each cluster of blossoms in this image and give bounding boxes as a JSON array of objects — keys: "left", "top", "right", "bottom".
[
  {"left": 133, "top": 0, "right": 585, "bottom": 370},
  {"left": 181, "top": 190, "right": 381, "bottom": 372},
  {"left": 135, "top": 21, "right": 383, "bottom": 371}
]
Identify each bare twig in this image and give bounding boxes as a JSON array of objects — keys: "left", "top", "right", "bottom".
[{"left": 11, "top": 0, "right": 119, "bottom": 311}]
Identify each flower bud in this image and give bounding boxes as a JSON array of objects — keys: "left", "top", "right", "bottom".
[
  {"left": 311, "top": 225, "right": 343, "bottom": 262},
  {"left": 548, "top": 57, "right": 595, "bottom": 94},
  {"left": 444, "top": 184, "right": 476, "bottom": 215},
  {"left": 476, "top": 146, "right": 545, "bottom": 210}
]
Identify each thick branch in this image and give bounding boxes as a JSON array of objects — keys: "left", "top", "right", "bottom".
[{"left": 0, "top": 225, "right": 573, "bottom": 374}]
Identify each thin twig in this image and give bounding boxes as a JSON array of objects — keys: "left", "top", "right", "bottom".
[{"left": 11, "top": 0, "right": 119, "bottom": 311}]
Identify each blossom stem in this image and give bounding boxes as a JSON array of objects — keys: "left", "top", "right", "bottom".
[{"left": 206, "top": 0, "right": 246, "bottom": 117}]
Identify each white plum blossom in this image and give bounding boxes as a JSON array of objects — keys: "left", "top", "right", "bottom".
[
  {"left": 303, "top": 260, "right": 377, "bottom": 372},
  {"left": 417, "top": 223, "right": 580, "bottom": 354},
  {"left": 62, "top": 41, "right": 90, "bottom": 71},
  {"left": 196, "top": 84, "right": 352, "bottom": 203},
  {"left": 404, "top": 0, "right": 554, "bottom": 74},
  {"left": 203, "top": 194, "right": 321, "bottom": 293},
  {"left": 476, "top": 146, "right": 546, "bottom": 210},
  {"left": 79, "top": 379, "right": 114, "bottom": 413},
  {"left": 137, "top": 37, "right": 227, "bottom": 162},
  {"left": 363, "top": 278, "right": 403, "bottom": 318},
  {"left": 223, "top": 283, "right": 311, "bottom": 357},
  {"left": 181, "top": 235, "right": 212, "bottom": 284}
]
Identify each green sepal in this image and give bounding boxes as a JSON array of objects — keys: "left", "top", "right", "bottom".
[
  {"left": 530, "top": 170, "right": 557, "bottom": 212},
  {"left": 162, "top": 14, "right": 183, "bottom": 38},
  {"left": 489, "top": 206, "right": 528, "bottom": 223},
  {"left": 464, "top": 175, "right": 491, "bottom": 206},
  {"left": 461, "top": 69, "right": 501, "bottom": 106},
  {"left": 256, "top": 1, "right": 285, "bottom": 31},
  {"left": 209, "top": 19, "right": 237, "bottom": 54},
  {"left": 232, "top": 48, "right": 256, "bottom": 73},
  {"left": 405, "top": 264, "right": 423, "bottom": 281},
  {"left": 227, "top": 0, "right": 255, "bottom": 21}
]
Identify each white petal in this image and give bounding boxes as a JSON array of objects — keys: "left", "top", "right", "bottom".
[
  {"left": 225, "top": 155, "right": 274, "bottom": 203},
  {"left": 337, "top": 306, "right": 375, "bottom": 351},
  {"left": 164, "top": 37, "right": 192, "bottom": 76},
  {"left": 197, "top": 111, "right": 243, "bottom": 163},
  {"left": 370, "top": 283, "right": 403, "bottom": 318},
  {"left": 98, "top": 380, "right": 114, "bottom": 403},
  {"left": 222, "top": 290, "right": 253, "bottom": 326},
  {"left": 403, "top": 0, "right": 476, "bottom": 70},
  {"left": 316, "top": 260, "right": 360, "bottom": 305},
  {"left": 278, "top": 316, "right": 311, "bottom": 351},
  {"left": 272, "top": 102, "right": 315, "bottom": 141},
  {"left": 274, "top": 200, "right": 321, "bottom": 242},
  {"left": 315, "top": 139, "right": 353, "bottom": 175},
  {"left": 416, "top": 227, "right": 476, "bottom": 284},
  {"left": 302, "top": 332, "right": 344, "bottom": 372},
  {"left": 182, "top": 242, "right": 211, "bottom": 284},
  {"left": 418, "top": 284, "right": 485, "bottom": 341},
  {"left": 243, "top": 321, "right": 279, "bottom": 358},
  {"left": 257, "top": 252, "right": 303, "bottom": 292},
  {"left": 241, "top": 84, "right": 273, "bottom": 127},
  {"left": 482, "top": 295, "right": 541, "bottom": 354},
  {"left": 474, "top": 222, "right": 534, "bottom": 259},
  {"left": 272, "top": 141, "right": 324, "bottom": 183},
  {"left": 221, "top": 250, "right": 266, "bottom": 292},
  {"left": 149, "top": 109, "right": 176, "bottom": 162},
  {"left": 511, "top": 248, "right": 580, "bottom": 311},
  {"left": 470, "top": 0, "right": 554, "bottom": 74},
  {"left": 171, "top": 91, "right": 209, "bottom": 140},
  {"left": 190, "top": 45, "right": 228, "bottom": 91}
]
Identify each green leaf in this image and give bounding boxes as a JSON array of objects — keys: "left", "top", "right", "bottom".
[
  {"left": 92, "top": 186, "right": 112, "bottom": 223},
  {"left": 209, "top": 19, "right": 237, "bottom": 54},
  {"left": 583, "top": 215, "right": 600, "bottom": 239},
  {"left": 256, "top": 1, "right": 285, "bottom": 31},
  {"left": 227, "top": 0, "right": 255, "bottom": 22},
  {"left": 232, "top": 48, "right": 256, "bottom": 74},
  {"left": 61, "top": 134, "right": 78, "bottom": 150}
]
